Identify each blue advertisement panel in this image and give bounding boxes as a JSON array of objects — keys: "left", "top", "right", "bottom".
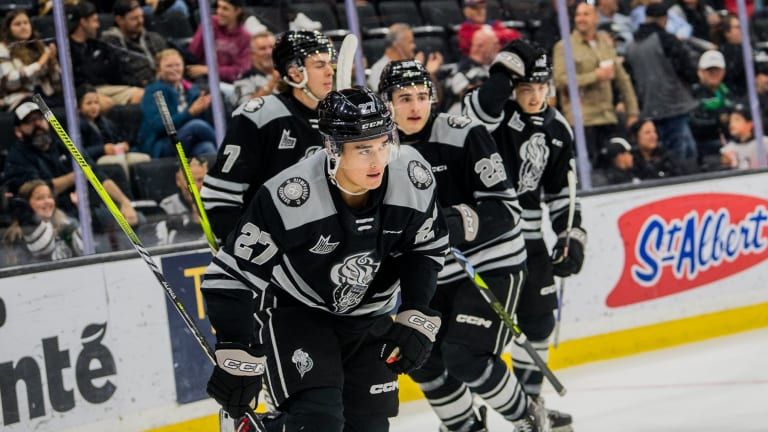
[{"left": 160, "top": 250, "right": 216, "bottom": 403}]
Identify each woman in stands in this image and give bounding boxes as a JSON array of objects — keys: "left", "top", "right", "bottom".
[
  {"left": 2, "top": 179, "right": 83, "bottom": 266},
  {"left": 187, "top": 0, "right": 250, "bottom": 84},
  {"left": 0, "top": 10, "right": 61, "bottom": 111},
  {"left": 137, "top": 48, "right": 217, "bottom": 158}
]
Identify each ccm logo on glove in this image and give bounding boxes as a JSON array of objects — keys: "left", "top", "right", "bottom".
[{"left": 215, "top": 348, "right": 265, "bottom": 376}]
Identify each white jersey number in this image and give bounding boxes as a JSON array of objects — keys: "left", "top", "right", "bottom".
[
  {"left": 234, "top": 223, "right": 278, "bottom": 265},
  {"left": 221, "top": 145, "right": 241, "bottom": 173},
  {"left": 474, "top": 153, "right": 507, "bottom": 188}
]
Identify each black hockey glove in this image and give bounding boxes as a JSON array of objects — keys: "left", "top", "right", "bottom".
[
  {"left": 551, "top": 227, "right": 587, "bottom": 277},
  {"left": 379, "top": 308, "right": 441, "bottom": 374},
  {"left": 207, "top": 342, "right": 265, "bottom": 418},
  {"left": 444, "top": 204, "right": 479, "bottom": 245}
]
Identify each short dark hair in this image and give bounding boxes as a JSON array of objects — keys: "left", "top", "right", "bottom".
[
  {"left": 66, "top": 1, "right": 97, "bottom": 34},
  {"left": 76, "top": 84, "right": 98, "bottom": 106},
  {"left": 113, "top": 0, "right": 142, "bottom": 17}
]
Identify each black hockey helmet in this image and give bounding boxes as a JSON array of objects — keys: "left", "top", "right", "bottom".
[
  {"left": 378, "top": 60, "right": 435, "bottom": 102},
  {"left": 500, "top": 39, "right": 552, "bottom": 84},
  {"left": 318, "top": 86, "right": 397, "bottom": 156},
  {"left": 273, "top": 30, "right": 336, "bottom": 78}
]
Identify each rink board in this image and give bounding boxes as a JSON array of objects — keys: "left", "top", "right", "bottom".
[{"left": 1, "top": 171, "right": 768, "bottom": 431}]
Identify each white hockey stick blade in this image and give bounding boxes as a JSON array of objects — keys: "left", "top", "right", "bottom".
[{"left": 336, "top": 34, "right": 358, "bottom": 90}]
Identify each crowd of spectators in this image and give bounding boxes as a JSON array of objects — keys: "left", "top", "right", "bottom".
[{"left": 2, "top": 0, "right": 768, "bottom": 266}]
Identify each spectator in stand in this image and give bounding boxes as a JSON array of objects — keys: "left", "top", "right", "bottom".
[
  {"left": 138, "top": 49, "right": 216, "bottom": 158},
  {"left": 2, "top": 179, "right": 84, "bottom": 265},
  {"left": 669, "top": 0, "right": 721, "bottom": 42},
  {"left": 721, "top": 103, "right": 768, "bottom": 169},
  {"left": 630, "top": 118, "right": 685, "bottom": 179},
  {"left": 594, "top": 136, "right": 640, "bottom": 185},
  {"left": 457, "top": 0, "right": 520, "bottom": 58},
  {"left": 67, "top": 1, "right": 144, "bottom": 112},
  {"left": 755, "top": 62, "right": 768, "bottom": 126},
  {"left": 101, "top": 0, "right": 168, "bottom": 88},
  {"left": 689, "top": 50, "right": 732, "bottom": 166},
  {"left": 368, "top": 24, "right": 444, "bottom": 92},
  {"left": 154, "top": 157, "right": 208, "bottom": 245},
  {"left": 554, "top": 1, "right": 639, "bottom": 168},
  {"left": 78, "top": 85, "right": 150, "bottom": 175},
  {"left": 187, "top": 0, "right": 251, "bottom": 83},
  {"left": 717, "top": 14, "right": 747, "bottom": 97},
  {"left": 231, "top": 31, "right": 278, "bottom": 106},
  {"left": 597, "top": 0, "right": 634, "bottom": 55},
  {"left": 535, "top": 0, "right": 577, "bottom": 54},
  {"left": 3, "top": 99, "right": 138, "bottom": 226},
  {"left": 630, "top": 0, "right": 693, "bottom": 39},
  {"left": 0, "top": 10, "right": 61, "bottom": 111},
  {"left": 627, "top": 2, "right": 699, "bottom": 163},
  {"left": 445, "top": 27, "right": 499, "bottom": 114},
  {"left": 723, "top": 0, "right": 755, "bottom": 17}
]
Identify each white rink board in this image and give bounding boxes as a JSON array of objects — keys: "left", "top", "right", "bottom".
[
  {"left": 0, "top": 260, "right": 176, "bottom": 430},
  {"left": 557, "top": 172, "right": 768, "bottom": 342}
]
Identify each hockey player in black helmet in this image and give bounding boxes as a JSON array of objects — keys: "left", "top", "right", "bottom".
[
  {"left": 202, "top": 86, "right": 449, "bottom": 432},
  {"left": 380, "top": 60, "right": 546, "bottom": 432},
  {"left": 463, "top": 38, "right": 583, "bottom": 432},
  {"left": 201, "top": 30, "right": 336, "bottom": 241}
]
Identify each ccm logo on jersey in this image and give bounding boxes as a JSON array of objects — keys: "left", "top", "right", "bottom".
[
  {"left": 456, "top": 314, "right": 493, "bottom": 328},
  {"left": 370, "top": 381, "right": 399, "bottom": 394},
  {"left": 607, "top": 193, "right": 768, "bottom": 307}
]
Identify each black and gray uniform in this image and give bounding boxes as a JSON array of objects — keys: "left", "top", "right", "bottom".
[
  {"left": 200, "top": 93, "right": 324, "bottom": 241},
  {"left": 465, "top": 94, "right": 582, "bottom": 395},
  {"left": 403, "top": 113, "right": 533, "bottom": 429},
  {"left": 201, "top": 146, "right": 448, "bottom": 424}
]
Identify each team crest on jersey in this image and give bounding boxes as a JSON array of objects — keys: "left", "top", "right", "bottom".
[
  {"left": 408, "top": 160, "right": 433, "bottom": 190},
  {"left": 518, "top": 132, "right": 550, "bottom": 194},
  {"left": 447, "top": 115, "right": 472, "bottom": 129},
  {"left": 278, "top": 129, "right": 297, "bottom": 149},
  {"left": 243, "top": 97, "right": 264, "bottom": 113},
  {"left": 508, "top": 111, "right": 525, "bottom": 131},
  {"left": 330, "top": 251, "right": 381, "bottom": 313},
  {"left": 277, "top": 177, "right": 310, "bottom": 207},
  {"left": 309, "top": 235, "right": 339, "bottom": 254},
  {"left": 292, "top": 348, "right": 313, "bottom": 379}
]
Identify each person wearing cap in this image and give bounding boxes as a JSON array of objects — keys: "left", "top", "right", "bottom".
[
  {"left": 68, "top": 1, "right": 145, "bottom": 112},
  {"left": 721, "top": 103, "right": 768, "bottom": 169},
  {"left": 553, "top": 1, "right": 639, "bottom": 169},
  {"left": 457, "top": 0, "right": 521, "bottom": 59},
  {"left": 595, "top": 136, "right": 640, "bottom": 185},
  {"left": 3, "top": 99, "right": 139, "bottom": 228},
  {"left": 626, "top": 0, "right": 699, "bottom": 163},
  {"left": 630, "top": 0, "right": 693, "bottom": 39},
  {"left": 630, "top": 118, "right": 685, "bottom": 179},
  {"left": 187, "top": 0, "right": 251, "bottom": 83},
  {"left": 690, "top": 50, "right": 732, "bottom": 167},
  {"left": 101, "top": 0, "right": 168, "bottom": 88}
]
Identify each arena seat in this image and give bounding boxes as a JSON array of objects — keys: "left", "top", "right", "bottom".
[{"left": 377, "top": 2, "right": 424, "bottom": 27}]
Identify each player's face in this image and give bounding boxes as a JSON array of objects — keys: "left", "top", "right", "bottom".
[
  {"left": 335, "top": 135, "right": 392, "bottom": 193},
  {"left": 515, "top": 82, "right": 549, "bottom": 113},
  {"left": 391, "top": 85, "right": 431, "bottom": 135},
  {"left": 28, "top": 184, "right": 56, "bottom": 221},
  {"left": 304, "top": 52, "right": 334, "bottom": 99}
]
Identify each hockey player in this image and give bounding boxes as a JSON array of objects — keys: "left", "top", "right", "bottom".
[
  {"left": 379, "top": 60, "right": 544, "bottom": 432},
  {"left": 463, "top": 39, "right": 585, "bottom": 431},
  {"left": 202, "top": 86, "right": 449, "bottom": 432},
  {"left": 201, "top": 30, "right": 335, "bottom": 240}
]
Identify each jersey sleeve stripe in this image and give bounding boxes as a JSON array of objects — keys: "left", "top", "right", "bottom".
[
  {"left": 203, "top": 176, "right": 250, "bottom": 192},
  {"left": 201, "top": 187, "right": 244, "bottom": 205},
  {"left": 212, "top": 250, "right": 271, "bottom": 290}
]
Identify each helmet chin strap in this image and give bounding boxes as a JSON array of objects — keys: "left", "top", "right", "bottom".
[
  {"left": 326, "top": 154, "right": 368, "bottom": 196},
  {"left": 284, "top": 67, "right": 322, "bottom": 102}
]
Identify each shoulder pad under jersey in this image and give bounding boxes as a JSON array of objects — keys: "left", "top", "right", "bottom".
[
  {"left": 263, "top": 151, "right": 336, "bottom": 230},
  {"left": 543, "top": 107, "right": 574, "bottom": 142},
  {"left": 233, "top": 95, "right": 292, "bottom": 128},
  {"left": 429, "top": 113, "right": 482, "bottom": 149},
  {"left": 384, "top": 145, "right": 436, "bottom": 213}
]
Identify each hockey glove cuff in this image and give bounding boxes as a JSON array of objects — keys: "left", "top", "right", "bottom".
[
  {"left": 379, "top": 308, "right": 441, "bottom": 374},
  {"left": 551, "top": 227, "right": 587, "bottom": 277},
  {"left": 445, "top": 204, "right": 480, "bottom": 244},
  {"left": 207, "top": 343, "right": 265, "bottom": 418},
  {"left": 489, "top": 50, "right": 526, "bottom": 83}
]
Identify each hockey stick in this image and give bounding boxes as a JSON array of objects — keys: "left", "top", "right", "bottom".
[
  {"left": 335, "top": 33, "right": 358, "bottom": 90},
  {"left": 553, "top": 170, "right": 578, "bottom": 348},
  {"left": 153, "top": 91, "right": 218, "bottom": 253},
  {"left": 450, "top": 247, "right": 567, "bottom": 396},
  {"left": 33, "top": 95, "right": 267, "bottom": 432}
]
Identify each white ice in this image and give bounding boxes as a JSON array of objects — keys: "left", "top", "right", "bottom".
[{"left": 391, "top": 328, "right": 768, "bottom": 432}]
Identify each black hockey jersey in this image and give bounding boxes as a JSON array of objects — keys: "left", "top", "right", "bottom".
[
  {"left": 201, "top": 146, "right": 449, "bottom": 344},
  {"left": 201, "top": 93, "right": 324, "bottom": 240},
  {"left": 401, "top": 113, "right": 527, "bottom": 284},
  {"left": 464, "top": 94, "right": 583, "bottom": 248}
]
